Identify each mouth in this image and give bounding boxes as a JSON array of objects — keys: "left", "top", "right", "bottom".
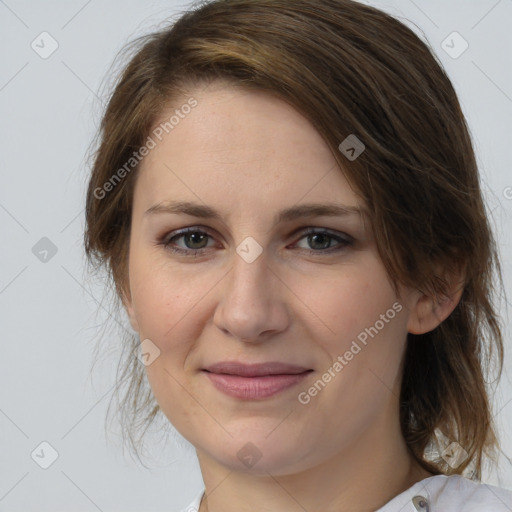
[{"left": 201, "top": 361, "right": 314, "bottom": 399}]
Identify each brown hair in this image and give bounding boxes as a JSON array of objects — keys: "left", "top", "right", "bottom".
[{"left": 84, "top": 0, "right": 505, "bottom": 478}]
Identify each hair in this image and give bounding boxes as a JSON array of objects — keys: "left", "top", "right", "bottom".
[{"left": 84, "top": 0, "right": 506, "bottom": 479}]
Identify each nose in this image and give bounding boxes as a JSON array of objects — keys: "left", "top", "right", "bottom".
[{"left": 212, "top": 247, "right": 290, "bottom": 343}]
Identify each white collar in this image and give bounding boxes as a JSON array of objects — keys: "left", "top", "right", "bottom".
[
  {"left": 377, "top": 474, "right": 512, "bottom": 511},
  {"left": 181, "top": 474, "right": 512, "bottom": 511}
]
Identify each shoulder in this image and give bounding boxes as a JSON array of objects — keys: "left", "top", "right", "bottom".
[
  {"left": 177, "top": 489, "right": 204, "bottom": 512},
  {"left": 423, "top": 474, "right": 512, "bottom": 511},
  {"left": 179, "top": 480, "right": 512, "bottom": 512},
  {"left": 378, "top": 474, "right": 512, "bottom": 511}
]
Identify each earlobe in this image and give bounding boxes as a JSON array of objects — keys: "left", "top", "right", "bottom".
[{"left": 407, "top": 283, "right": 464, "bottom": 335}]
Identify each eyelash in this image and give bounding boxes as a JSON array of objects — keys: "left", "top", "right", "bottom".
[{"left": 158, "top": 226, "right": 354, "bottom": 257}]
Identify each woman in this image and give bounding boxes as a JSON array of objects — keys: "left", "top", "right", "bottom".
[{"left": 84, "top": 0, "right": 512, "bottom": 510}]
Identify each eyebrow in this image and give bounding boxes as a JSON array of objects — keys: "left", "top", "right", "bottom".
[{"left": 144, "top": 200, "right": 366, "bottom": 226}]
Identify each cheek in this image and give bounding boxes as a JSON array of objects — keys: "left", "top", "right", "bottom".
[
  {"left": 296, "top": 256, "right": 408, "bottom": 408},
  {"left": 296, "top": 268, "right": 406, "bottom": 439},
  {"left": 128, "top": 253, "right": 205, "bottom": 352},
  {"left": 128, "top": 258, "right": 208, "bottom": 424},
  {"left": 295, "top": 257, "right": 401, "bottom": 350}
]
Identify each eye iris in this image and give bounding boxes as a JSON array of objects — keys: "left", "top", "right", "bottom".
[
  {"left": 185, "top": 232, "right": 208, "bottom": 249},
  {"left": 308, "top": 233, "right": 331, "bottom": 250}
]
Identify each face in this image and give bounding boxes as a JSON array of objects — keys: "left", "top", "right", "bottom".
[{"left": 124, "top": 81, "right": 426, "bottom": 476}]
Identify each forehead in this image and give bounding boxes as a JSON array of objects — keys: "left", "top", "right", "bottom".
[{"left": 134, "top": 83, "right": 364, "bottom": 223}]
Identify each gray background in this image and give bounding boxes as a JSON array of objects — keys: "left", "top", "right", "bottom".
[{"left": 0, "top": 0, "right": 511, "bottom": 510}]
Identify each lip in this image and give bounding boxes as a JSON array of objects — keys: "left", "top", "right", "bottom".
[
  {"left": 204, "top": 361, "right": 312, "bottom": 376},
  {"left": 202, "top": 361, "right": 313, "bottom": 399}
]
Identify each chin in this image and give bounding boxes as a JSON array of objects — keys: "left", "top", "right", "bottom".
[{"left": 201, "top": 432, "right": 312, "bottom": 476}]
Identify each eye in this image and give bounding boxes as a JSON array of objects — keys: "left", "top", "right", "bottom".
[
  {"left": 292, "top": 228, "right": 353, "bottom": 253},
  {"left": 158, "top": 226, "right": 354, "bottom": 257},
  {"left": 160, "top": 227, "right": 217, "bottom": 256}
]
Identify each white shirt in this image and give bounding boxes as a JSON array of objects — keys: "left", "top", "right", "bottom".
[{"left": 179, "top": 474, "right": 512, "bottom": 511}]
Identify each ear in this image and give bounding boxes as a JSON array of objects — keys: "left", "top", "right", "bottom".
[
  {"left": 121, "top": 288, "right": 140, "bottom": 334},
  {"left": 407, "top": 271, "right": 465, "bottom": 335}
]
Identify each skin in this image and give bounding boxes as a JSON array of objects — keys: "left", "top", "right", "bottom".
[{"left": 123, "top": 81, "right": 462, "bottom": 512}]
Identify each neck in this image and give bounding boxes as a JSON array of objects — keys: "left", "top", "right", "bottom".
[{"left": 196, "top": 411, "right": 433, "bottom": 512}]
